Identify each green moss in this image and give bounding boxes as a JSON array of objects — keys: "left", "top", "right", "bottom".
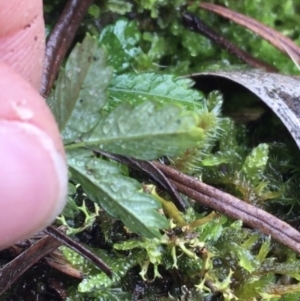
[{"left": 25, "top": 1, "right": 300, "bottom": 300}]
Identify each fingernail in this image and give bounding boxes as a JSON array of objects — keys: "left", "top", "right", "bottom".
[{"left": 0, "top": 121, "right": 68, "bottom": 249}]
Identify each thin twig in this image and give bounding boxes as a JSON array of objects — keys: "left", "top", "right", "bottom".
[
  {"left": 91, "top": 150, "right": 187, "bottom": 211},
  {"left": 181, "top": 10, "right": 277, "bottom": 72},
  {"left": 0, "top": 233, "right": 61, "bottom": 295},
  {"left": 41, "top": 0, "right": 94, "bottom": 97},
  {"left": 0, "top": 226, "right": 112, "bottom": 295},
  {"left": 153, "top": 162, "right": 300, "bottom": 254},
  {"left": 199, "top": 2, "right": 300, "bottom": 67},
  {"left": 45, "top": 226, "right": 112, "bottom": 277},
  {"left": 45, "top": 250, "right": 83, "bottom": 279},
  {"left": 88, "top": 150, "right": 300, "bottom": 254}
]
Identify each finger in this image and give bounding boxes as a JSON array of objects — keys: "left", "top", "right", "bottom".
[
  {"left": 0, "top": 62, "right": 68, "bottom": 250},
  {"left": 0, "top": 0, "right": 68, "bottom": 249},
  {"left": 0, "top": 0, "right": 45, "bottom": 89}
]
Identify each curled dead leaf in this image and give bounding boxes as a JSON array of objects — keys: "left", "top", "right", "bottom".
[{"left": 191, "top": 70, "right": 300, "bottom": 148}]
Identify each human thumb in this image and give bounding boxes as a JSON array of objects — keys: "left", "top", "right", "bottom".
[
  {"left": 0, "top": 62, "right": 68, "bottom": 249},
  {"left": 0, "top": 0, "right": 68, "bottom": 249}
]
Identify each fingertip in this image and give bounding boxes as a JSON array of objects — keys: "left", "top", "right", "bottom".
[
  {"left": 0, "top": 121, "right": 68, "bottom": 249},
  {"left": 0, "top": 61, "right": 64, "bottom": 155},
  {"left": 0, "top": 13, "right": 45, "bottom": 89},
  {"left": 0, "top": 0, "right": 45, "bottom": 89}
]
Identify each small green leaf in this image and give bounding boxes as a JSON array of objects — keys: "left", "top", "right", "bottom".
[
  {"left": 67, "top": 150, "right": 169, "bottom": 238},
  {"left": 114, "top": 238, "right": 163, "bottom": 266},
  {"left": 60, "top": 183, "right": 80, "bottom": 218},
  {"left": 236, "top": 274, "right": 276, "bottom": 300},
  {"left": 99, "top": 19, "right": 141, "bottom": 73},
  {"left": 242, "top": 143, "right": 269, "bottom": 183},
  {"left": 256, "top": 236, "right": 271, "bottom": 262},
  {"left": 202, "top": 155, "right": 228, "bottom": 166},
  {"left": 142, "top": 32, "right": 167, "bottom": 62},
  {"left": 106, "top": 0, "right": 133, "bottom": 15},
  {"left": 48, "top": 34, "right": 113, "bottom": 143},
  {"left": 114, "top": 238, "right": 164, "bottom": 280},
  {"left": 87, "top": 4, "right": 100, "bottom": 18},
  {"left": 108, "top": 72, "right": 204, "bottom": 111},
  {"left": 84, "top": 101, "right": 204, "bottom": 160},
  {"left": 68, "top": 182, "right": 77, "bottom": 195},
  {"left": 197, "top": 214, "right": 228, "bottom": 242},
  {"left": 61, "top": 246, "right": 135, "bottom": 297},
  {"left": 136, "top": 0, "right": 171, "bottom": 18},
  {"left": 231, "top": 243, "right": 258, "bottom": 273}
]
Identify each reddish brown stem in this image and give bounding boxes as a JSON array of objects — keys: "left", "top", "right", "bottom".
[
  {"left": 41, "top": 0, "right": 94, "bottom": 97},
  {"left": 153, "top": 162, "right": 300, "bottom": 254},
  {"left": 89, "top": 149, "right": 187, "bottom": 211},
  {"left": 199, "top": 2, "right": 300, "bottom": 68},
  {"left": 0, "top": 234, "right": 61, "bottom": 295},
  {"left": 0, "top": 226, "right": 112, "bottom": 295},
  {"left": 45, "top": 226, "right": 112, "bottom": 277},
  {"left": 181, "top": 10, "right": 277, "bottom": 72},
  {"left": 45, "top": 250, "right": 83, "bottom": 279}
]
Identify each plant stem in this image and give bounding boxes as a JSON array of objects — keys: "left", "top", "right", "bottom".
[
  {"left": 181, "top": 10, "right": 277, "bottom": 72},
  {"left": 41, "top": 0, "right": 94, "bottom": 97},
  {"left": 153, "top": 162, "right": 300, "bottom": 254},
  {"left": 45, "top": 226, "right": 112, "bottom": 277}
]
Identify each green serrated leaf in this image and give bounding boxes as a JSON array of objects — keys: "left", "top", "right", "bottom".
[
  {"left": 142, "top": 32, "right": 167, "bottom": 62},
  {"left": 67, "top": 150, "right": 168, "bottom": 238},
  {"left": 256, "top": 236, "right": 271, "bottom": 263},
  {"left": 197, "top": 215, "right": 228, "bottom": 242},
  {"left": 48, "top": 34, "right": 112, "bottom": 143},
  {"left": 99, "top": 19, "right": 141, "bottom": 73},
  {"left": 81, "top": 101, "right": 204, "bottom": 160},
  {"left": 242, "top": 143, "right": 269, "bottom": 183},
  {"left": 230, "top": 243, "right": 258, "bottom": 273},
  {"left": 236, "top": 274, "right": 276, "bottom": 300},
  {"left": 107, "top": 72, "right": 204, "bottom": 111}
]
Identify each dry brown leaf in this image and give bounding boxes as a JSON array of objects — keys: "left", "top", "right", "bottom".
[{"left": 191, "top": 70, "right": 300, "bottom": 148}]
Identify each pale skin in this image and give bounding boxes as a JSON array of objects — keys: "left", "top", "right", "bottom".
[{"left": 0, "top": 0, "right": 68, "bottom": 249}]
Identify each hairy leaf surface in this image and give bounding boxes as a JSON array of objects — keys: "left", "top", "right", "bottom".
[
  {"left": 86, "top": 101, "right": 204, "bottom": 159},
  {"left": 48, "top": 35, "right": 112, "bottom": 144},
  {"left": 107, "top": 72, "right": 204, "bottom": 111},
  {"left": 242, "top": 143, "right": 269, "bottom": 184},
  {"left": 62, "top": 246, "right": 134, "bottom": 299},
  {"left": 68, "top": 150, "right": 168, "bottom": 238},
  {"left": 99, "top": 19, "right": 141, "bottom": 73}
]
